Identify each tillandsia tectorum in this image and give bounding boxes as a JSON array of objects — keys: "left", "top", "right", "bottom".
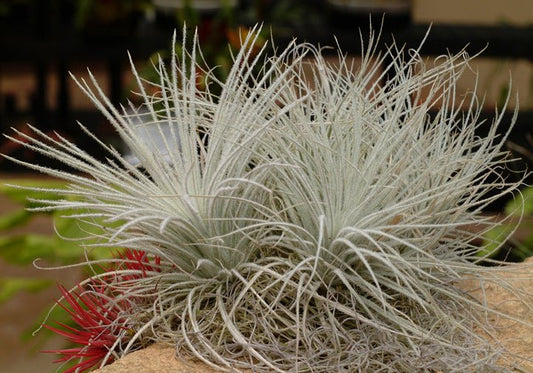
[{"left": 4, "top": 26, "right": 531, "bottom": 372}]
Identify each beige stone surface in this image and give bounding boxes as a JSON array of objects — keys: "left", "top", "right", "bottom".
[
  {"left": 93, "top": 343, "right": 250, "bottom": 373},
  {"left": 94, "top": 260, "right": 533, "bottom": 373},
  {"left": 459, "top": 258, "right": 533, "bottom": 371}
]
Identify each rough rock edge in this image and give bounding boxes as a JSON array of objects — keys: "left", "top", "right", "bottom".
[
  {"left": 457, "top": 258, "right": 533, "bottom": 372},
  {"left": 93, "top": 259, "right": 533, "bottom": 373},
  {"left": 93, "top": 343, "right": 245, "bottom": 373}
]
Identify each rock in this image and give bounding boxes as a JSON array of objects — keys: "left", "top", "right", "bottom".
[
  {"left": 94, "top": 259, "right": 533, "bottom": 372},
  {"left": 93, "top": 343, "right": 237, "bottom": 373},
  {"left": 458, "top": 257, "right": 533, "bottom": 371}
]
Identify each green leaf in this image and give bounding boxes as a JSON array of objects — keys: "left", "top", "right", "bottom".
[
  {"left": 505, "top": 187, "right": 533, "bottom": 216},
  {"left": 0, "top": 234, "right": 84, "bottom": 265},
  {"left": 0, "top": 277, "right": 53, "bottom": 304},
  {"left": 479, "top": 224, "right": 514, "bottom": 258},
  {"left": 0, "top": 209, "right": 33, "bottom": 230},
  {"left": 53, "top": 213, "right": 90, "bottom": 240},
  {"left": 0, "top": 179, "right": 67, "bottom": 208}
]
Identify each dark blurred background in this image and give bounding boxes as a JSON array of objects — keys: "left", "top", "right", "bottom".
[
  {"left": 0, "top": 1, "right": 532, "bottom": 372},
  {"left": 0, "top": 0, "right": 531, "bottom": 181}
]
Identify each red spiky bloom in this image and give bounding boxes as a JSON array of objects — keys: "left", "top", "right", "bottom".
[
  {"left": 42, "top": 284, "right": 126, "bottom": 373},
  {"left": 43, "top": 249, "right": 163, "bottom": 372},
  {"left": 117, "top": 248, "right": 162, "bottom": 280}
]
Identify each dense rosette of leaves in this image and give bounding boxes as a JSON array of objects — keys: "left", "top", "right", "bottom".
[{"left": 5, "top": 27, "right": 530, "bottom": 372}]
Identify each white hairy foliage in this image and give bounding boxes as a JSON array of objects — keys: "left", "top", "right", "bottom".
[{"left": 4, "top": 26, "right": 530, "bottom": 372}]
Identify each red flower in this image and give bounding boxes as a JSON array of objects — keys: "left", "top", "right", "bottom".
[
  {"left": 119, "top": 248, "right": 162, "bottom": 280},
  {"left": 43, "top": 250, "right": 163, "bottom": 372},
  {"left": 42, "top": 284, "right": 126, "bottom": 372}
]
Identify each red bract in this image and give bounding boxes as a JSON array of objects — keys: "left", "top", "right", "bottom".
[
  {"left": 43, "top": 249, "right": 162, "bottom": 372},
  {"left": 119, "top": 248, "right": 162, "bottom": 280},
  {"left": 42, "top": 284, "right": 125, "bottom": 372}
]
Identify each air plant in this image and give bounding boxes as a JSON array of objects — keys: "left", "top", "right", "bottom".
[
  {"left": 42, "top": 284, "right": 126, "bottom": 373},
  {"left": 4, "top": 26, "right": 531, "bottom": 372},
  {"left": 40, "top": 249, "right": 163, "bottom": 372}
]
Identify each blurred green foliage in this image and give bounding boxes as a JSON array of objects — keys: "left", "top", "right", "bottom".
[
  {"left": 0, "top": 179, "right": 118, "bottom": 357},
  {"left": 0, "top": 179, "right": 111, "bottom": 303},
  {"left": 481, "top": 187, "right": 533, "bottom": 261}
]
